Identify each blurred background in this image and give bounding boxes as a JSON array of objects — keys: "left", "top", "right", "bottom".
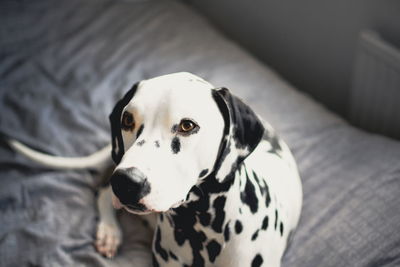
[{"left": 187, "top": 0, "right": 400, "bottom": 139}]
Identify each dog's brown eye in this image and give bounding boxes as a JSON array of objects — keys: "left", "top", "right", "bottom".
[
  {"left": 121, "top": 111, "right": 134, "bottom": 130},
  {"left": 178, "top": 119, "right": 198, "bottom": 134}
]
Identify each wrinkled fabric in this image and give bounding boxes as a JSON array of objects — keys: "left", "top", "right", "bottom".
[{"left": 0, "top": 0, "right": 399, "bottom": 266}]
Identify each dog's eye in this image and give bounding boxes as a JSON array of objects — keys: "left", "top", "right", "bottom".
[
  {"left": 121, "top": 111, "right": 135, "bottom": 131},
  {"left": 178, "top": 119, "right": 198, "bottom": 134}
]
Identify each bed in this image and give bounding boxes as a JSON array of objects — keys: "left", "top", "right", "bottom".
[{"left": 1, "top": 0, "right": 399, "bottom": 266}]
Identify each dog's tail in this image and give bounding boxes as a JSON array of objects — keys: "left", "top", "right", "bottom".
[{"left": 7, "top": 139, "right": 112, "bottom": 170}]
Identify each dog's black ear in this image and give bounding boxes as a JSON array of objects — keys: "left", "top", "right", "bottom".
[
  {"left": 211, "top": 87, "right": 265, "bottom": 182},
  {"left": 109, "top": 82, "right": 139, "bottom": 164}
]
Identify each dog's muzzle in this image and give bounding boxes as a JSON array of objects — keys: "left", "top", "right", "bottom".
[{"left": 110, "top": 167, "right": 151, "bottom": 212}]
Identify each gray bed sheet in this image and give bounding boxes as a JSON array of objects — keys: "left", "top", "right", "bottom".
[{"left": 1, "top": 0, "right": 399, "bottom": 266}]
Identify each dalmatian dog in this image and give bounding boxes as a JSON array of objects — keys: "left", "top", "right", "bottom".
[{"left": 8, "top": 72, "right": 302, "bottom": 267}]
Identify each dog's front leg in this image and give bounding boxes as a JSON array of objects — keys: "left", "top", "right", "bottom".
[{"left": 95, "top": 185, "right": 122, "bottom": 258}]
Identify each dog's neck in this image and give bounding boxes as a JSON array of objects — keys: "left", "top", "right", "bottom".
[
  {"left": 171, "top": 172, "right": 236, "bottom": 218},
  {"left": 161, "top": 165, "right": 245, "bottom": 237},
  {"left": 156, "top": 172, "right": 242, "bottom": 266}
]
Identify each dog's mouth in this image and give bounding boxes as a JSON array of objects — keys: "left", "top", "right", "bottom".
[
  {"left": 112, "top": 192, "right": 161, "bottom": 214},
  {"left": 124, "top": 200, "right": 187, "bottom": 215},
  {"left": 111, "top": 189, "right": 188, "bottom": 214},
  {"left": 170, "top": 199, "right": 186, "bottom": 209},
  {"left": 123, "top": 205, "right": 154, "bottom": 215},
  {"left": 120, "top": 201, "right": 160, "bottom": 215}
]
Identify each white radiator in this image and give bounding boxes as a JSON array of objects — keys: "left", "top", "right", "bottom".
[{"left": 349, "top": 30, "right": 400, "bottom": 140}]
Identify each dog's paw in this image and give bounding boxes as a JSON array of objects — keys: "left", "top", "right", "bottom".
[{"left": 95, "top": 221, "right": 122, "bottom": 258}]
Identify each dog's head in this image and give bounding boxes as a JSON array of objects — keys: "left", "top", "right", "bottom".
[{"left": 109, "top": 72, "right": 264, "bottom": 214}]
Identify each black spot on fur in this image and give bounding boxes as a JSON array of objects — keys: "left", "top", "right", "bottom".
[
  {"left": 171, "top": 137, "right": 181, "bottom": 154},
  {"left": 252, "top": 171, "right": 262, "bottom": 193},
  {"left": 173, "top": 229, "right": 185, "bottom": 247},
  {"left": 211, "top": 196, "right": 226, "bottom": 233},
  {"left": 155, "top": 140, "right": 160, "bottom": 148},
  {"left": 152, "top": 255, "right": 160, "bottom": 267},
  {"left": 270, "top": 136, "right": 281, "bottom": 152},
  {"left": 235, "top": 220, "right": 243, "bottom": 234},
  {"left": 167, "top": 214, "right": 174, "bottom": 227},
  {"left": 159, "top": 213, "right": 164, "bottom": 222},
  {"left": 137, "top": 139, "right": 145, "bottom": 146},
  {"left": 264, "top": 130, "right": 282, "bottom": 156},
  {"left": 274, "top": 210, "right": 278, "bottom": 230},
  {"left": 251, "top": 171, "right": 271, "bottom": 205},
  {"left": 263, "top": 180, "right": 271, "bottom": 208},
  {"left": 280, "top": 222, "right": 284, "bottom": 236},
  {"left": 155, "top": 228, "right": 168, "bottom": 261},
  {"left": 199, "top": 169, "right": 209, "bottom": 178},
  {"left": 251, "top": 254, "right": 263, "bottom": 267},
  {"left": 199, "top": 212, "right": 211, "bottom": 226},
  {"left": 170, "top": 207, "right": 206, "bottom": 266},
  {"left": 171, "top": 124, "right": 178, "bottom": 133},
  {"left": 224, "top": 223, "right": 230, "bottom": 241},
  {"left": 169, "top": 251, "right": 178, "bottom": 260},
  {"left": 251, "top": 229, "right": 259, "bottom": 241},
  {"left": 250, "top": 171, "right": 271, "bottom": 208},
  {"left": 168, "top": 174, "right": 235, "bottom": 267},
  {"left": 136, "top": 124, "right": 144, "bottom": 139},
  {"left": 261, "top": 216, "right": 269, "bottom": 230},
  {"left": 206, "top": 240, "right": 222, "bottom": 263},
  {"left": 240, "top": 170, "right": 258, "bottom": 213},
  {"left": 193, "top": 173, "right": 235, "bottom": 196}
]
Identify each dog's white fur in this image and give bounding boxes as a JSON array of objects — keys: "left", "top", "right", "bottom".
[{"left": 116, "top": 74, "right": 225, "bottom": 212}]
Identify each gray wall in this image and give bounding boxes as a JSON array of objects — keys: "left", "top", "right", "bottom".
[{"left": 187, "top": 0, "right": 400, "bottom": 117}]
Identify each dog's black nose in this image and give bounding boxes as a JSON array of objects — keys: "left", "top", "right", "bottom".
[{"left": 110, "top": 167, "right": 151, "bottom": 209}]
